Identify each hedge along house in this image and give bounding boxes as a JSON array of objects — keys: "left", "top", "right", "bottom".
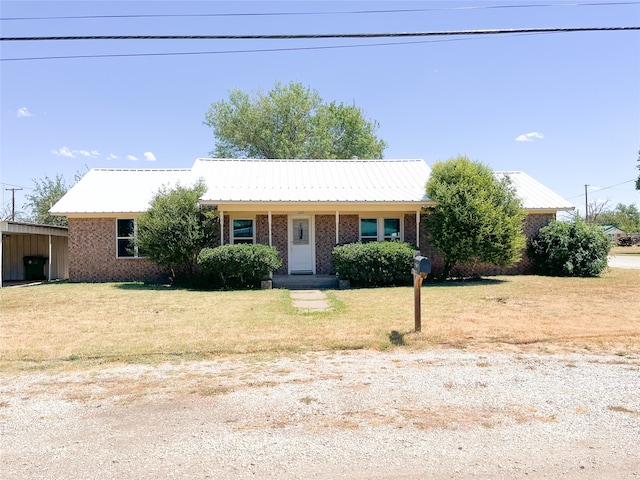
[{"left": 50, "top": 158, "right": 573, "bottom": 283}]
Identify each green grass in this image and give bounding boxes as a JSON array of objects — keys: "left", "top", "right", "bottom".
[{"left": 1, "top": 269, "right": 639, "bottom": 371}]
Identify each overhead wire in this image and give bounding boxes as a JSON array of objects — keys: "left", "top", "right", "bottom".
[
  {"left": 1, "top": 27, "right": 637, "bottom": 62},
  {"left": 1, "top": 1, "right": 638, "bottom": 21}
]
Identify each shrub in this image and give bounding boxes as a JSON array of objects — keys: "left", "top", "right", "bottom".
[
  {"left": 528, "top": 219, "right": 610, "bottom": 277},
  {"left": 198, "top": 244, "right": 282, "bottom": 289},
  {"left": 332, "top": 241, "right": 416, "bottom": 287}
]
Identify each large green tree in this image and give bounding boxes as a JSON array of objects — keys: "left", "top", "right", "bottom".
[
  {"left": 135, "top": 180, "right": 217, "bottom": 284},
  {"left": 595, "top": 203, "right": 640, "bottom": 233},
  {"left": 204, "top": 81, "right": 387, "bottom": 159},
  {"left": 425, "top": 156, "right": 526, "bottom": 281},
  {"left": 23, "top": 174, "right": 71, "bottom": 226}
]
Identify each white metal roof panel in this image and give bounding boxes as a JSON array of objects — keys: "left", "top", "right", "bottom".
[
  {"left": 192, "top": 158, "right": 432, "bottom": 203},
  {"left": 50, "top": 168, "right": 193, "bottom": 215},
  {"left": 496, "top": 172, "right": 574, "bottom": 211}
]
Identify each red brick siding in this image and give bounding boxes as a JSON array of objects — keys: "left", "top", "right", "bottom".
[
  {"left": 254, "top": 214, "right": 287, "bottom": 274},
  {"left": 315, "top": 215, "right": 336, "bottom": 274},
  {"left": 404, "top": 213, "right": 417, "bottom": 246},
  {"left": 338, "top": 215, "right": 359, "bottom": 244},
  {"left": 418, "top": 213, "right": 555, "bottom": 277},
  {"left": 68, "top": 218, "right": 167, "bottom": 282}
]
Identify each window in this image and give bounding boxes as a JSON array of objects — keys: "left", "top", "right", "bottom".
[
  {"left": 360, "top": 217, "right": 402, "bottom": 242},
  {"left": 232, "top": 219, "right": 254, "bottom": 244},
  {"left": 116, "top": 219, "right": 144, "bottom": 258},
  {"left": 360, "top": 218, "right": 378, "bottom": 243},
  {"left": 383, "top": 218, "right": 401, "bottom": 241}
]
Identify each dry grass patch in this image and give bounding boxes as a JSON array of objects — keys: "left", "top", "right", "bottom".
[
  {"left": 1, "top": 269, "right": 639, "bottom": 371},
  {"left": 610, "top": 246, "right": 640, "bottom": 256}
]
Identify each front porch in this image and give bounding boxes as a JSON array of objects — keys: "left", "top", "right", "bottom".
[{"left": 272, "top": 274, "right": 339, "bottom": 290}]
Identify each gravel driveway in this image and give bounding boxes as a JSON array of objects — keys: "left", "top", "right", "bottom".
[{"left": 2, "top": 350, "right": 639, "bottom": 479}]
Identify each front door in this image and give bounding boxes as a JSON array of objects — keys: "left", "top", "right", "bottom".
[{"left": 289, "top": 216, "right": 314, "bottom": 274}]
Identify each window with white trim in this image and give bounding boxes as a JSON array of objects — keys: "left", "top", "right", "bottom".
[
  {"left": 360, "top": 217, "right": 402, "bottom": 242},
  {"left": 116, "top": 219, "right": 144, "bottom": 258},
  {"left": 232, "top": 219, "right": 254, "bottom": 244}
]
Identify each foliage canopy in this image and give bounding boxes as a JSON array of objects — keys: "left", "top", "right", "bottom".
[
  {"left": 594, "top": 203, "right": 640, "bottom": 234},
  {"left": 332, "top": 241, "right": 416, "bottom": 287},
  {"left": 198, "top": 244, "right": 282, "bottom": 289},
  {"left": 135, "top": 180, "right": 216, "bottom": 283},
  {"left": 528, "top": 218, "right": 610, "bottom": 277},
  {"left": 424, "top": 156, "right": 526, "bottom": 280},
  {"left": 204, "top": 81, "right": 387, "bottom": 159},
  {"left": 23, "top": 174, "right": 71, "bottom": 226}
]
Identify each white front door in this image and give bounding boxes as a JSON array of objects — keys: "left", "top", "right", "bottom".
[{"left": 289, "top": 216, "right": 314, "bottom": 273}]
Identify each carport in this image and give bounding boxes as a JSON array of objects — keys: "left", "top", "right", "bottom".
[{"left": 0, "top": 221, "right": 69, "bottom": 287}]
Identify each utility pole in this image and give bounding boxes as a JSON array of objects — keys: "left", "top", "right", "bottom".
[
  {"left": 5, "top": 188, "right": 22, "bottom": 221},
  {"left": 584, "top": 184, "right": 589, "bottom": 222}
]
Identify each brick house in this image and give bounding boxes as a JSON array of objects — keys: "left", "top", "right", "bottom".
[{"left": 50, "top": 158, "right": 573, "bottom": 282}]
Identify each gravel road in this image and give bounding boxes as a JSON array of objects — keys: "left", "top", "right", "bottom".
[{"left": 2, "top": 350, "right": 639, "bottom": 479}]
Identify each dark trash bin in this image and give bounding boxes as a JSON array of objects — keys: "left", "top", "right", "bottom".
[{"left": 23, "top": 256, "right": 48, "bottom": 281}]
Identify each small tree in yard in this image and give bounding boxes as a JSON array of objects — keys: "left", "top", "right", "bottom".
[
  {"left": 136, "top": 180, "right": 216, "bottom": 284},
  {"left": 425, "top": 156, "right": 526, "bottom": 281},
  {"left": 528, "top": 218, "right": 610, "bottom": 277}
]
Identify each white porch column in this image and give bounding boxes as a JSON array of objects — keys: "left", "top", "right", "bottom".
[
  {"left": 48, "top": 234, "right": 52, "bottom": 281},
  {"left": 335, "top": 211, "right": 340, "bottom": 244},
  {"left": 416, "top": 211, "right": 420, "bottom": 248},
  {"left": 220, "top": 210, "right": 224, "bottom": 246},
  {"left": 268, "top": 211, "right": 273, "bottom": 247}
]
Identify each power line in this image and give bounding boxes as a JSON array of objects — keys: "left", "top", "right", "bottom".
[
  {"left": 2, "top": 2, "right": 638, "bottom": 21},
  {"left": 0, "top": 32, "right": 577, "bottom": 62},
  {"left": 2, "top": 26, "right": 639, "bottom": 42},
  {"left": 567, "top": 179, "right": 637, "bottom": 199}
]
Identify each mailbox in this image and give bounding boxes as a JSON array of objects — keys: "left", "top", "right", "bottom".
[{"left": 413, "top": 256, "right": 431, "bottom": 275}]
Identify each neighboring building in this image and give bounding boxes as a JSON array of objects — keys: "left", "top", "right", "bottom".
[
  {"left": 603, "top": 225, "right": 626, "bottom": 243},
  {"left": 50, "top": 158, "right": 574, "bottom": 283},
  {"left": 1, "top": 221, "right": 69, "bottom": 287}
]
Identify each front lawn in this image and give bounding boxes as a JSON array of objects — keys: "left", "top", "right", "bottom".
[{"left": 2, "top": 269, "right": 638, "bottom": 371}]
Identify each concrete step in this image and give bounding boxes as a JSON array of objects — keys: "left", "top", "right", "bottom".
[{"left": 272, "top": 274, "right": 339, "bottom": 290}]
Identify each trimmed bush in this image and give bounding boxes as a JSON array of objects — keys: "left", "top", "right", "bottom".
[
  {"left": 528, "top": 218, "right": 610, "bottom": 277},
  {"left": 332, "top": 241, "right": 416, "bottom": 287},
  {"left": 198, "top": 244, "right": 282, "bottom": 289}
]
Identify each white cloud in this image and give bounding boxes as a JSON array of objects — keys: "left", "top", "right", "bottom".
[
  {"left": 77, "top": 150, "right": 100, "bottom": 158},
  {"left": 107, "top": 154, "right": 119, "bottom": 160},
  {"left": 127, "top": 155, "right": 139, "bottom": 161},
  {"left": 143, "top": 151, "right": 157, "bottom": 161},
  {"left": 17, "top": 107, "right": 34, "bottom": 118},
  {"left": 51, "top": 146, "right": 76, "bottom": 158},
  {"left": 515, "top": 132, "right": 544, "bottom": 142}
]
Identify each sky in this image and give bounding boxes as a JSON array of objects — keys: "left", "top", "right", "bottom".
[{"left": 1, "top": 0, "right": 639, "bottom": 220}]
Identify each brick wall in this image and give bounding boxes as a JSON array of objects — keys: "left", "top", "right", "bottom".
[
  {"left": 68, "top": 218, "right": 167, "bottom": 282},
  {"left": 255, "top": 214, "right": 288, "bottom": 274},
  {"left": 315, "top": 215, "right": 336, "bottom": 274},
  {"left": 418, "top": 212, "right": 556, "bottom": 277},
  {"left": 404, "top": 213, "right": 417, "bottom": 246},
  {"left": 338, "top": 215, "right": 359, "bottom": 244}
]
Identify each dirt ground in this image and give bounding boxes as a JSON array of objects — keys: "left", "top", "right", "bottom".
[{"left": 2, "top": 350, "right": 639, "bottom": 479}]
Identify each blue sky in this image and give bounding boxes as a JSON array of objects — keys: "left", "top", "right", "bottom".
[{"left": 2, "top": 0, "right": 639, "bottom": 219}]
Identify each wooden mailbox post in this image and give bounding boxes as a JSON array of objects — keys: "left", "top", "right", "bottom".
[{"left": 412, "top": 256, "right": 431, "bottom": 332}]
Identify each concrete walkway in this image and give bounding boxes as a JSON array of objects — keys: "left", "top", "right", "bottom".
[{"left": 290, "top": 290, "right": 332, "bottom": 312}]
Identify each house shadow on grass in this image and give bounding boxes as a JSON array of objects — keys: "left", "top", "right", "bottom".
[
  {"left": 427, "top": 277, "right": 507, "bottom": 288},
  {"left": 113, "top": 282, "right": 177, "bottom": 291}
]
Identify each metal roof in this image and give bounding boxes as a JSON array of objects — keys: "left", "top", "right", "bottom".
[
  {"left": 496, "top": 172, "right": 574, "bottom": 211},
  {"left": 192, "top": 158, "right": 431, "bottom": 203},
  {"left": 50, "top": 168, "right": 193, "bottom": 215},
  {"left": 49, "top": 159, "right": 573, "bottom": 215}
]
